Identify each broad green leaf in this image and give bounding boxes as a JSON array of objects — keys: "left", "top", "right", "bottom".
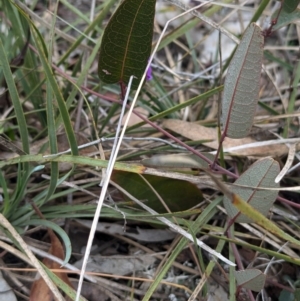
[
  {"left": 282, "top": 0, "right": 300, "bottom": 13},
  {"left": 98, "top": 0, "right": 155, "bottom": 89},
  {"left": 222, "top": 23, "right": 264, "bottom": 138},
  {"left": 235, "top": 269, "right": 266, "bottom": 292},
  {"left": 142, "top": 153, "right": 214, "bottom": 169},
  {"left": 279, "top": 290, "right": 294, "bottom": 301},
  {"left": 273, "top": 8, "right": 300, "bottom": 30},
  {"left": 111, "top": 171, "right": 203, "bottom": 213},
  {"left": 231, "top": 193, "right": 300, "bottom": 247},
  {"left": 223, "top": 158, "right": 279, "bottom": 223}
]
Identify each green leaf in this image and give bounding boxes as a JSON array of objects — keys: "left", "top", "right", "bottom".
[
  {"left": 282, "top": 0, "right": 300, "bottom": 13},
  {"left": 98, "top": 0, "right": 155, "bottom": 89},
  {"left": 111, "top": 171, "right": 203, "bottom": 213},
  {"left": 273, "top": 8, "right": 300, "bottom": 30},
  {"left": 279, "top": 290, "right": 294, "bottom": 301},
  {"left": 222, "top": 23, "right": 264, "bottom": 138},
  {"left": 224, "top": 158, "right": 279, "bottom": 223},
  {"left": 235, "top": 269, "right": 266, "bottom": 292}
]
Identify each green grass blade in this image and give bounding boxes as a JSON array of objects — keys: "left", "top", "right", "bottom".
[
  {"left": 282, "top": 57, "right": 300, "bottom": 137},
  {"left": 44, "top": 3, "right": 59, "bottom": 205},
  {"left": 0, "top": 39, "right": 29, "bottom": 154},
  {"left": 41, "top": 263, "right": 88, "bottom": 301},
  {"left": 0, "top": 172, "right": 10, "bottom": 216},
  {"left": 250, "top": 0, "right": 271, "bottom": 23},
  {"left": 27, "top": 219, "right": 72, "bottom": 265}
]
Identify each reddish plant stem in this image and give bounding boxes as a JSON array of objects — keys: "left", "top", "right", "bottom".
[
  {"left": 262, "top": 2, "right": 283, "bottom": 38},
  {"left": 119, "top": 81, "right": 126, "bottom": 101},
  {"left": 211, "top": 130, "right": 226, "bottom": 170},
  {"left": 277, "top": 195, "right": 300, "bottom": 208},
  {"left": 266, "top": 279, "right": 294, "bottom": 292}
]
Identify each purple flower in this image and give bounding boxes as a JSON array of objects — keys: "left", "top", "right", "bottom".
[{"left": 146, "top": 61, "right": 153, "bottom": 81}]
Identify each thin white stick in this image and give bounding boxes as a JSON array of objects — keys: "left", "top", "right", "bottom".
[
  {"left": 275, "top": 143, "right": 296, "bottom": 183},
  {"left": 210, "top": 137, "right": 300, "bottom": 154},
  {"left": 75, "top": 76, "right": 135, "bottom": 301},
  {"left": 231, "top": 184, "right": 300, "bottom": 192},
  {"left": 286, "top": 161, "right": 300, "bottom": 175},
  {"left": 264, "top": 242, "right": 289, "bottom": 275},
  {"left": 89, "top": 0, "right": 96, "bottom": 22}
]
